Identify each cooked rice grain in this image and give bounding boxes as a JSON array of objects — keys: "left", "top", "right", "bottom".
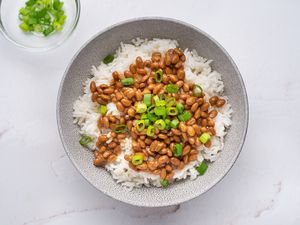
[{"left": 73, "top": 38, "right": 233, "bottom": 189}]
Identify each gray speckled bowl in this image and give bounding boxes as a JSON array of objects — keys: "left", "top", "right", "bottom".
[{"left": 57, "top": 17, "right": 248, "bottom": 207}]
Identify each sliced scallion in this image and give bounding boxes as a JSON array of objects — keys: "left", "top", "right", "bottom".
[
  {"left": 146, "top": 125, "right": 155, "bottom": 137},
  {"left": 170, "top": 119, "right": 179, "bottom": 128},
  {"left": 166, "top": 84, "right": 179, "bottom": 93},
  {"left": 98, "top": 105, "right": 107, "bottom": 116},
  {"left": 193, "top": 84, "right": 203, "bottom": 97},
  {"left": 154, "top": 106, "right": 167, "bottom": 117},
  {"left": 147, "top": 113, "right": 158, "bottom": 122},
  {"left": 121, "top": 78, "right": 134, "bottom": 86},
  {"left": 143, "top": 94, "right": 152, "bottom": 106},
  {"left": 136, "top": 120, "right": 145, "bottom": 132},
  {"left": 155, "top": 100, "right": 166, "bottom": 107},
  {"left": 132, "top": 154, "right": 144, "bottom": 166},
  {"left": 199, "top": 132, "right": 211, "bottom": 144},
  {"left": 154, "top": 119, "right": 166, "bottom": 130},
  {"left": 113, "top": 124, "right": 128, "bottom": 134},
  {"left": 144, "top": 119, "right": 150, "bottom": 127},
  {"left": 155, "top": 69, "right": 163, "bottom": 83},
  {"left": 141, "top": 114, "right": 148, "bottom": 120},
  {"left": 153, "top": 95, "right": 160, "bottom": 103},
  {"left": 166, "top": 97, "right": 176, "bottom": 107},
  {"left": 79, "top": 135, "right": 93, "bottom": 147},
  {"left": 136, "top": 103, "right": 147, "bottom": 113},
  {"left": 178, "top": 111, "right": 192, "bottom": 121},
  {"left": 18, "top": 0, "right": 66, "bottom": 37},
  {"left": 176, "top": 103, "right": 184, "bottom": 114},
  {"left": 166, "top": 107, "right": 178, "bottom": 116},
  {"left": 165, "top": 119, "right": 171, "bottom": 129},
  {"left": 147, "top": 105, "right": 155, "bottom": 113},
  {"left": 159, "top": 94, "right": 167, "bottom": 100},
  {"left": 103, "top": 54, "right": 114, "bottom": 64},
  {"left": 161, "top": 179, "right": 169, "bottom": 187},
  {"left": 196, "top": 161, "right": 208, "bottom": 175},
  {"left": 173, "top": 143, "right": 183, "bottom": 157}
]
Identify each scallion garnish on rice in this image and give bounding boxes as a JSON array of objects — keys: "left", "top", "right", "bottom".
[{"left": 73, "top": 41, "right": 232, "bottom": 188}]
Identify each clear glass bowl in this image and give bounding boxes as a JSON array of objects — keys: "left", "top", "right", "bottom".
[{"left": 0, "top": 0, "right": 80, "bottom": 51}]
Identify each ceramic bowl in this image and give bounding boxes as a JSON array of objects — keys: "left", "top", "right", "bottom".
[{"left": 57, "top": 17, "right": 248, "bottom": 207}]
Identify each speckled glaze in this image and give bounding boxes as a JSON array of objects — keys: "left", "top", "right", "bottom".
[{"left": 57, "top": 17, "right": 248, "bottom": 207}]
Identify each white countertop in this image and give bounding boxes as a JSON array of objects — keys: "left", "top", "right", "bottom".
[{"left": 1, "top": 0, "right": 300, "bottom": 224}]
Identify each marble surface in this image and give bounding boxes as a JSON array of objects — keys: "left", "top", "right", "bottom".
[{"left": 0, "top": 0, "right": 299, "bottom": 224}]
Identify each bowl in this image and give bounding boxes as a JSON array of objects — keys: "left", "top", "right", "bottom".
[
  {"left": 57, "top": 17, "right": 249, "bottom": 207},
  {"left": 0, "top": 0, "right": 80, "bottom": 51}
]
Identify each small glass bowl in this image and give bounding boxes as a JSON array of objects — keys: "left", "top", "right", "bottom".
[{"left": 0, "top": 0, "right": 80, "bottom": 51}]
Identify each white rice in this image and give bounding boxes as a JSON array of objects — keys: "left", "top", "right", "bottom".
[{"left": 73, "top": 38, "right": 233, "bottom": 189}]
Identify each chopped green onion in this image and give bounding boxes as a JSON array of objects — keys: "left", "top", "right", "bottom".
[
  {"left": 141, "top": 114, "right": 148, "bottom": 120},
  {"left": 25, "top": 0, "right": 36, "bottom": 7},
  {"left": 166, "top": 97, "right": 176, "bottom": 107},
  {"left": 27, "top": 17, "right": 37, "bottom": 25},
  {"left": 199, "top": 132, "right": 211, "bottom": 144},
  {"left": 159, "top": 94, "right": 167, "bottom": 100},
  {"left": 113, "top": 124, "right": 128, "bottom": 134},
  {"left": 176, "top": 103, "right": 184, "bottom": 114},
  {"left": 143, "top": 94, "right": 152, "bottom": 106},
  {"left": 19, "top": 7, "right": 30, "bottom": 16},
  {"left": 154, "top": 119, "right": 166, "bottom": 130},
  {"left": 170, "top": 119, "right": 179, "bottom": 128},
  {"left": 53, "top": 0, "right": 64, "bottom": 10},
  {"left": 103, "top": 54, "right": 114, "bottom": 64},
  {"left": 43, "top": 26, "right": 54, "bottom": 36},
  {"left": 132, "top": 154, "right": 144, "bottom": 166},
  {"left": 33, "top": 24, "right": 43, "bottom": 33},
  {"left": 166, "top": 84, "right": 179, "bottom": 93},
  {"left": 144, "top": 119, "right": 150, "bottom": 127},
  {"left": 18, "top": 0, "right": 67, "bottom": 36},
  {"left": 79, "top": 135, "right": 93, "bottom": 147},
  {"left": 58, "top": 14, "right": 66, "bottom": 24},
  {"left": 178, "top": 111, "right": 192, "bottom": 122},
  {"left": 53, "top": 21, "right": 62, "bottom": 31},
  {"left": 155, "top": 69, "right": 163, "bottom": 83},
  {"left": 161, "top": 179, "right": 169, "bottom": 187},
  {"left": 98, "top": 105, "right": 107, "bottom": 116},
  {"left": 193, "top": 84, "right": 203, "bottom": 97},
  {"left": 146, "top": 125, "right": 155, "bottom": 137},
  {"left": 153, "top": 95, "right": 160, "bottom": 103},
  {"left": 136, "top": 103, "right": 147, "bottom": 113},
  {"left": 196, "top": 161, "right": 208, "bottom": 175},
  {"left": 21, "top": 15, "right": 29, "bottom": 24},
  {"left": 121, "top": 78, "right": 134, "bottom": 86},
  {"left": 165, "top": 119, "right": 171, "bottom": 129},
  {"left": 154, "top": 106, "right": 167, "bottom": 117},
  {"left": 166, "top": 107, "right": 178, "bottom": 116},
  {"left": 173, "top": 143, "right": 183, "bottom": 157},
  {"left": 19, "top": 22, "right": 30, "bottom": 32},
  {"left": 155, "top": 100, "right": 166, "bottom": 107},
  {"left": 136, "top": 120, "right": 145, "bottom": 132},
  {"left": 147, "top": 105, "right": 155, "bottom": 113},
  {"left": 147, "top": 113, "right": 158, "bottom": 122}
]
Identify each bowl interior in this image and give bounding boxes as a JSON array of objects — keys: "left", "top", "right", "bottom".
[
  {"left": 57, "top": 18, "right": 248, "bottom": 207},
  {"left": 0, "top": 0, "right": 80, "bottom": 51}
]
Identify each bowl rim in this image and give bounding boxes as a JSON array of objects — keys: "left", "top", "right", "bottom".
[
  {"left": 0, "top": 0, "right": 81, "bottom": 52},
  {"left": 57, "top": 17, "right": 249, "bottom": 207}
]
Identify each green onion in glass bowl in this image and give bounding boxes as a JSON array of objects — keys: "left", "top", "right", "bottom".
[
  {"left": 0, "top": 0, "right": 80, "bottom": 51},
  {"left": 18, "top": 0, "right": 67, "bottom": 37}
]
